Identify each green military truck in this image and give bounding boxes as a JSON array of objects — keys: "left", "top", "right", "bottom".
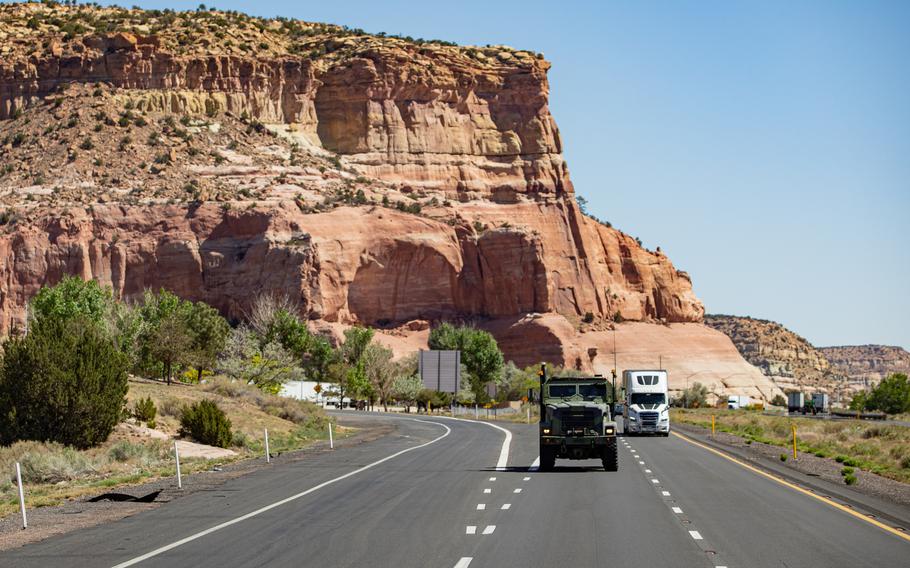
[{"left": 538, "top": 364, "right": 618, "bottom": 471}]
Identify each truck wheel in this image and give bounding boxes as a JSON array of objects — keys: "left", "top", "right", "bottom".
[
  {"left": 602, "top": 441, "right": 618, "bottom": 472},
  {"left": 540, "top": 448, "right": 556, "bottom": 471}
]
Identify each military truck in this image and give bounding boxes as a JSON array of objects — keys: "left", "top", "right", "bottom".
[{"left": 538, "top": 364, "right": 618, "bottom": 471}]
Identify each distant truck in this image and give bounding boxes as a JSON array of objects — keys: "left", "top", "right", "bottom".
[
  {"left": 538, "top": 365, "right": 618, "bottom": 471},
  {"left": 622, "top": 370, "right": 670, "bottom": 436},
  {"left": 727, "top": 395, "right": 751, "bottom": 409},
  {"left": 787, "top": 392, "right": 804, "bottom": 413},
  {"left": 811, "top": 393, "right": 829, "bottom": 413}
]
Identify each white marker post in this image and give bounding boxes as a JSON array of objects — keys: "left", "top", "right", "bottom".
[
  {"left": 15, "top": 462, "right": 27, "bottom": 529},
  {"left": 329, "top": 423, "right": 334, "bottom": 450},
  {"left": 264, "top": 429, "right": 271, "bottom": 463},
  {"left": 474, "top": 404, "right": 478, "bottom": 419},
  {"left": 527, "top": 407, "right": 531, "bottom": 424},
  {"left": 174, "top": 442, "right": 182, "bottom": 490}
]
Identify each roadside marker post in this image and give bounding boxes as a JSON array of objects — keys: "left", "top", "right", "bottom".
[
  {"left": 791, "top": 425, "right": 798, "bottom": 460},
  {"left": 474, "top": 404, "right": 478, "bottom": 419},
  {"left": 174, "top": 442, "right": 182, "bottom": 490},
  {"left": 265, "top": 429, "right": 271, "bottom": 463},
  {"left": 527, "top": 407, "right": 531, "bottom": 424},
  {"left": 15, "top": 462, "right": 27, "bottom": 529},
  {"left": 711, "top": 415, "right": 716, "bottom": 437},
  {"left": 329, "top": 423, "right": 334, "bottom": 449}
]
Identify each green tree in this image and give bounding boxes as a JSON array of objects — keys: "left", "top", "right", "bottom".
[
  {"left": 675, "top": 382, "right": 709, "bottom": 408},
  {"left": 867, "top": 373, "right": 910, "bottom": 415},
  {"left": 0, "top": 317, "right": 129, "bottom": 449},
  {"left": 428, "top": 323, "right": 504, "bottom": 402},
  {"left": 137, "top": 289, "right": 193, "bottom": 384},
  {"left": 770, "top": 394, "right": 787, "bottom": 407},
  {"left": 363, "top": 343, "right": 395, "bottom": 410},
  {"left": 29, "top": 276, "right": 113, "bottom": 326},
  {"left": 849, "top": 391, "right": 870, "bottom": 412},
  {"left": 391, "top": 373, "right": 423, "bottom": 412},
  {"left": 185, "top": 301, "right": 230, "bottom": 382},
  {"left": 216, "top": 327, "right": 302, "bottom": 393}
]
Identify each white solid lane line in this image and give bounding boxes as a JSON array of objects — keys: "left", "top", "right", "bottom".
[
  {"left": 454, "top": 558, "right": 473, "bottom": 568},
  {"left": 466, "top": 526, "right": 477, "bottom": 535},
  {"left": 482, "top": 525, "right": 496, "bottom": 535},
  {"left": 689, "top": 531, "right": 703, "bottom": 540},
  {"left": 513, "top": 488, "right": 523, "bottom": 493},
  {"left": 501, "top": 503, "right": 511, "bottom": 510},
  {"left": 111, "top": 419, "right": 452, "bottom": 568},
  {"left": 483, "top": 488, "right": 492, "bottom": 494},
  {"left": 476, "top": 504, "right": 486, "bottom": 510},
  {"left": 672, "top": 507, "right": 684, "bottom": 514}
]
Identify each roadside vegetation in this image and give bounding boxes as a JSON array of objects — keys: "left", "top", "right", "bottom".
[{"left": 671, "top": 408, "right": 910, "bottom": 484}]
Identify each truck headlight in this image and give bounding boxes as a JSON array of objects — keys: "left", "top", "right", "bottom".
[
  {"left": 629, "top": 416, "right": 637, "bottom": 421},
  {"left": 542, "top": 428, "right": 551, "bottom": 434},
  {"left": 605, "top": 427, "right": 614, "bottom": 435}
]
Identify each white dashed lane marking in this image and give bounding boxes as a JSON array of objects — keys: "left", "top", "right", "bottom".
[
  {"left": 476, "top": 504, "right": 485, "bottom": 510},
  {"left": 453, "top": 558, "right": 472, "bottom": 568},
  {"left": 501, "top": 504, "right": 511, "bottom": 510},
  {"left": 645, "top": 469, "right": 652, "bottom": 473},
  {"left": 689, "top": 530, "right": 703, "bottom": 540},
  {"left": 466, "top": 526, "right": 477, "bottom": 535},
  {"left": 672, "top": 507, "right": 684, "bottom": 514},
  {"left": 483, "top": 488, "right": 491, "bottom": 494},
  {"left": 513, "top": 488, "right": 523, "bottom": 494},
  {"left": 482, "top": 525, "right": 496, "bottom": 535},
  {"left": 523, "top": 476, "right": 530, "bottom": 481},
  {"left": 662, "top": 491, "right": 671, "bottom": 497},
  {"left": 651, "top": 479, "right": 660, "bottom": 484},
  {"left": 489, "top": 477, "right": 497, "bottom": 481}
]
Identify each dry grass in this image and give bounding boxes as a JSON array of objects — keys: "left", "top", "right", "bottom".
[
  {"left": 672, "top": 408, "right": 910, "bottom": 483},
  {"left": 0, "top": 377, "right": 336, "bottom": 518}
]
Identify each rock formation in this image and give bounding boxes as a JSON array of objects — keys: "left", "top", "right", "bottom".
[
  {"left": 0, "top": 3, "right": 795, "bottom": 400},
  {"left": 819, "top": 345, "right": 910, "bottom": 385}
]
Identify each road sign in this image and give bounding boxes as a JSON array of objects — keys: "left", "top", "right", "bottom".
[{"left": 419, "top": 350, "right": 461, "bottom": 393}]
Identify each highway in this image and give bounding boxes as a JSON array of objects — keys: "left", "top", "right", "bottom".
[{"left": 1, "top": 412, "right": 908, "bottom": 567}]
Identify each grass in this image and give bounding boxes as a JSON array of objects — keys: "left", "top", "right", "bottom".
[
  {"left": 672, "top": 408, "right": 910, "bottom": 483},
  {"left": 0, "top": 377, "right": 339, "bottom": 519}
]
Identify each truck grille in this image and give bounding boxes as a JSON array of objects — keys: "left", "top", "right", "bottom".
[
  {"left": 557, "top": 407, "right": 600, "bottom": 435},
  {"left": 640, "top": 411, "right": 659, "bottom": 427}
]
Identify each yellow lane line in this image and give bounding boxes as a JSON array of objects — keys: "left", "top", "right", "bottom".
[{"left": 671, "top": 431, "right": 910, "bottom": 544}]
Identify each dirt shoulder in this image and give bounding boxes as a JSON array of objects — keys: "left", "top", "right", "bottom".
[
  {"left": 674, "top": 423, "right": 910, "bottom": 528},
  {"left": 0, "top": 416, "right": 394, "bottom": 552}
]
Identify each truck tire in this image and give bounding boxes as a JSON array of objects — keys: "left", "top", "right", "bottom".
[
  {"left": 540, "top": 447, "right": 556, "bottom": 471},
  {"left": 601, "top": 440, "right": 618, "bottom": 472}
]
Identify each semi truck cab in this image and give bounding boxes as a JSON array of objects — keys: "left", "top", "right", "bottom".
[{"left": 623, "top": 370, "right": 670, "bottom": 436}]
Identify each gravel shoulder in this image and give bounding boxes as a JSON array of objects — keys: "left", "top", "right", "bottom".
[
  {"left": 674, "top": 423, "right": 910, "bottom": 527},
  {"left": 0, "top": 415, "right": 394, "bottom": 552}
]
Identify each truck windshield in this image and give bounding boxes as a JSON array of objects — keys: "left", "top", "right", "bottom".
[
  {"left": 631, "top": 393, "right": 665, "bottom": 405},
  {"left": 549, "top": 385, "right": 577, "bottom": 398},
  {"left": 578, "top": 384, "right": 607, "bottom": 401}
]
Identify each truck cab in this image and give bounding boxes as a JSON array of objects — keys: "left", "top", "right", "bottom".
[{"left": 623, "top": 370, "right": 670, "bottom": 436}]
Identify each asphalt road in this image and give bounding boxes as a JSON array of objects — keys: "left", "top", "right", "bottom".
[{"left": 2, "top": 412, "right": 909, "bottom": 567}]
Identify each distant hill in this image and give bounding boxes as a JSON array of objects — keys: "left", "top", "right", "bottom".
[
  {"left": 819, "top": 345, "right": 910, "bottom": 384},
  {"left": 703, "top": 314, "right": 847, "bottom": 397}
]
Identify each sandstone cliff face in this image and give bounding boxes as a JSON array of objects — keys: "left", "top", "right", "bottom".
[
  {"left": 0, "top": 4, "right": 728, "bottom": 393},
  {"left": 819, "top": 345, "right": 910, "bottom": 383}
]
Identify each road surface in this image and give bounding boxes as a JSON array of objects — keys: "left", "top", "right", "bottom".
[{"left": 1, "top": 412, "right": 908, "bottom": 567}]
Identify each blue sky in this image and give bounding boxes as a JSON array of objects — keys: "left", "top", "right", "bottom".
[{"left": 80, "top": 1, "right": 909, "bottom": 348}]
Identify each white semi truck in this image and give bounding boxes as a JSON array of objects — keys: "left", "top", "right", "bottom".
[{"left": 622, "top": 370, "right": 670, "bottom": 436}]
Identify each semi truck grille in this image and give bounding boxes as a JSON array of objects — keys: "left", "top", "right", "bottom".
[{"left": 640, "top": 411, "right": 659, "bottom": 427}]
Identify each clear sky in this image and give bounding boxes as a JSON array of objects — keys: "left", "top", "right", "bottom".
[{"left": 84, "top": 1, "right": 909, "bottom": 349}]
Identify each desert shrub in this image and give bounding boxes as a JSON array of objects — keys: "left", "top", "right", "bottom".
[
  {"left": 770, "top": 394, "right": 786, "bottom": 407},
  {"left": 132, "top": 396, "right": 157, "bottom": 428},
  {"left": 582, "top": 312, "right": 594, "bottom": 324},
  {"left": 158, "top": 396, "right": 183, "bottom": 417},
  {"left": 0, "top": 316, "right": 129, "bottom": 449},
  {"left": 16, "top": 443, "right": 98, "bottom": 483},
  {"left": 179, "top": 399, "right": 233, "bottom": 448},
  {"left": 844, "top": 474, "right": 857, "bottom": 485},
  {"left": 779, "top": 453, "right": 787, "bottom": 462},
  {"left": 841, "top": 466, "right": 855, "bottom": 476},
  {"left": 107, "top": 440, "right": 169, "bottom": 465}
]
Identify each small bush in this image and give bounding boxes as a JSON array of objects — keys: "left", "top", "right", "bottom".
[
  {"left": 108, "top": 440, "right": 167, "bottom": 465},
  {"left": 132, "top": 396, "right": 157, "bottom": 428},
  {"left": 844, "top": 474, "right": 857, "bottom": 485},
  {"left": 582, "top": 312, "right": 594, "bottom": 324},
  {"left": 18, "top": 444, "right": 97, "bottom": 483},
  {"left": 842, "top": 457, "right": 859, "bottom": 467},
  {"left": 779, "top": 453, "right": 787, "bottom": 462},
  {"left": 159, "top": 396, "right": 183, "bottom": 418},
  {"left": 179, "top": 399, "right": 233, "bottom": 448},
  {"left": 835, "top": 455, "right": 847, "bottom": 463},
  {"left": 841, "top": 466, "right": 854, "bottom": 476}
]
